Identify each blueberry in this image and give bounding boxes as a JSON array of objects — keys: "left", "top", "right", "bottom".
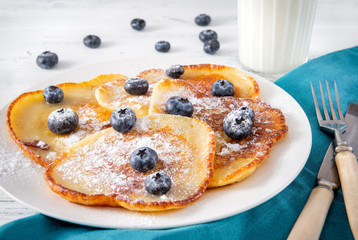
[
  {"left": 223, "top": 109, "right": 253, "bottom": 140},
  {"left": 239, "top": 106, "right": 255, "bottom": 120},
  {"left": 83, "top": 35, "right": 101, "bottom": 48},
  {"left": 204, "top": 39, "right": 220, "bottom": 54},
  {"left": 43, "top": 86, "right": 64, "bottom": 104},
  {"left": 195, "top": 14, "right": 211, "bottom": 26},
  {"left": 166, "top": 96, "right": 194, "bottom": 117},
  {"left": 129, "top": 147, "right": 158, "bottom": 172},
  {"left": 47, "top": 108, "right": 79, "bottom": 135},
  {"left": 131, "top": 18, "right": 146, "bottom": 31},
  {"left": 199, "top": 29, "right": 217, "bottom": 42},
  {"left": 36, "top": 51, "right": 58, "bottom": 69},
  {"left": 110, "top": 107, "right": 136, "bottom": 133},
  {"left": 211, "top": 79, "right": 234, "bottom": 97},
  {"left": 145, "top": 172, "right": 172, "bottom": 195},
  {"left": 155, "top": 41, "right": 171, "bottom": 53},
  {"left": 124, "top": 78, "right": 149, "bottom": 95},
  {"left": 165, "top": 65, "right": 184, "bottom": 78}
]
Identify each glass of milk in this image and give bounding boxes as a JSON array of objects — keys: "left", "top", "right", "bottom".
[{"left": 237, "top": 0, "right": 317, "bottom": 74}]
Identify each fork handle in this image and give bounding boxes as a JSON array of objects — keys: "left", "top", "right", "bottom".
[
  {"left": 335, "top": 150, "right": 358, "bottom": 239},
  {"left": 287, "top": 186, "right": 334, "bottom": 240}
]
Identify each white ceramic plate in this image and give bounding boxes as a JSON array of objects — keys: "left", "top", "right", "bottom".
[{"left": 0, "top": 57, "right": 311, "bottom": 229}]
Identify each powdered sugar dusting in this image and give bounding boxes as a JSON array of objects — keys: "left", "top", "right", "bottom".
[
  {"left": 153, "top": 81, "right": 282, "bottom": 165},
  {"left": 102, "top": 82, "right": 155, "bottom": 111},
  {"left": 55, "top": 117, "right": 202, "bottom": 202},
  {"left": 56, "top": 104, "right": 108, "bottom": 149},
  {"left": 0, "top": 140, "right": 42, "bottom": 178}
]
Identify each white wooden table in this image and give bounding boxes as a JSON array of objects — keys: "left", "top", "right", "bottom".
[{"left": 0, "top": 0, "right": 357, "bottom": 227}]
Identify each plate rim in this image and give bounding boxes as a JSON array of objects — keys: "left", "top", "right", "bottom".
[{"left": 0, "top": 58, "right": 312, "bottom": 229}]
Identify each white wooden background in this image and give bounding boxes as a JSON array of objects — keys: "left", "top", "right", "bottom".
[{"left": 0, "top": 0, "right": 357, "bottom": 226}]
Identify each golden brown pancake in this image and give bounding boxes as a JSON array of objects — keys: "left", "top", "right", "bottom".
[
  {"left": 95, "top": 64, "right": 260, "bottom": 117},
  {"left": 95, "top": 78, "right": 157, "bottom": 117},
  {"left": 44, "top": 114, "right": 216, "bottom": 211},
  {"left": 6, "top": 74, "right": 127, "bottom": 167},
  {"left": 149, "top": 79, "right": 288, "bottom": 187}
]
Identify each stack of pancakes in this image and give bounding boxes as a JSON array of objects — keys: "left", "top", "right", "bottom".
[{"left": 6, "top": 64, "right": 287, "bottom": 211}]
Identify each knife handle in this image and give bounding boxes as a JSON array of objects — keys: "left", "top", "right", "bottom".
[
  {"left": 335, "top": 150, "right": 358, "bottom": 239},
  {"left": 287, "top": 186, "right": 334, "bottom": 240}
]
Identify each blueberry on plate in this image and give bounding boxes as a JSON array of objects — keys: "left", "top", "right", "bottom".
[
  {"left": 124, "top": 78, "right": 149, "bottom": 95},
  {"left": 47, "top": 108, "right": 79, "bottom": 135},
  {"left": 166, "top": 96, "right": 194, "bottom": 117},
  {"left": 36, "top": 51, "right": 58, "bottom": 69},
  {"left": 83, "top": 35, "right": 101, "bottom": 48},
  {"left": 110, "top": 107, "right": 137, "bottom": 133},
  {"left": 165, "top": 65, "right": 184, "bottom": 78},
  {"left": 131, "top": 18, "right": 146, "bottom": 31},
  {"left": 43, "top": 86, "right": 64, "bottom": 104},
  {"left": 211, "top": 79, "right": 234, "bottom": 97},
  {"left": 239, "top": 106, "right": 255, "bottom": 120},
  {"left": 195, "top": 14, "right": 211, "bottom": 26},
  {"left": 223, "top": 109, "right": 253, "bottom": 140},
  {"left": 145, "top": 172, "right": 172, "bottom": 196},
  {"left": 129, "top": 147, "right": 158, "bottom": 172},
  {"left": 204, "top": 39, "right": 220, "bottom": 54},
  {"left": 155, "top": 41, "right": 171, "bottom": 53},
  {"left": 199, "top": 29, "right": 217, "bottom": 42}
]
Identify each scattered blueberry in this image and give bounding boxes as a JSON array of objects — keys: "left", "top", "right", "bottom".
[
  {"left": 239, "top": 106, "right": 255, "bottom": 120},
  {"left": 195, "top": 14, "right": 211, "bottom": 26},
  {"left": 47, "top": 108, "right": 79, "bottom": 135},
  {"left": 124, "top": 78, "right": 149, "bottom": 95},
  {"left": 204, "top": 39, "right": 220, "bottom": 54},
  {"left": 110, "top": 107, "right": 137, "bottom": 133},
  {"left": 43, "top": 86, "right": 64, "bottom": 104},
  {"left": 129, "top": 147, "right": 158, "bottom": 172},
  {"left": 83, "top": 35, "right": 101, "bottom": 48},
  {"left": 145, "top": 172, "right": 172, "bottom": 196},
  {"left": 211, "top": 79, "right": 234, "bottom": 97},
  {"left": 131, "top": 18, "right": 146, "bottom": 31},
  {"left": 165, "top": 65, "right": 185, "bottom": 78},
  {"left": 223, "top": 109, "right": 253, "bottom": 140},
  {"left": 155, "top": 41, "right": 171, "bottom": 53},
  {"left": 166, "top": 96, "right": 194, "bottom": 117},
  {"left": 199, "top": 29, "right": 217, "bottom": 42},
  {"left": 36, "top": 51, "right": 58, "bottom": 69}
]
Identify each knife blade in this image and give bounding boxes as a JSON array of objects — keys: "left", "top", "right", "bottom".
[
  {"left": 288, "top": 102, "right": 358, "bottom": 240},
  {"left": 317, "top": 102, "right": 358, "bottom": 190}
]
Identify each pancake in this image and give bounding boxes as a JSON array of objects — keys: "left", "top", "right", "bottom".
[
  {"left": 44, "top": 114, "right": 216, "bottom": 211},
  {"left": 95, "top": 78, "right": 157, "bottom": 117},
  {"left": 6, "top": 74, "right": 127, "bottom": 167},
  {"left": 95, "top": 64, "right": 260, "bottom": 117},
  {"left": 149, "top": 79, "right": 288, "bottom": 187}
]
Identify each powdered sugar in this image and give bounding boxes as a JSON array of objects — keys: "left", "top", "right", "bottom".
[
  {"left": 152, "top": 81, "right": 279, "bottom": 160},
  {"left": 55, "top": 117, "right": 202, "bottom": 202},
  {"left": 57, "top": 104, "right": 108, "bottom": 149},
  {"left": 103, "top": 83, "right": 155, "bottom": 110}
]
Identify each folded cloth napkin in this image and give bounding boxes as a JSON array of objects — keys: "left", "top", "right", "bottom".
[{"left": 1, "top": 46, "right": 357, "bottom": 240}]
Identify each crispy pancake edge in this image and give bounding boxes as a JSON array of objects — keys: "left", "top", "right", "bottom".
[
  {"left": 44, "top": 115, "right": 216, "bottom": 211},
  {"left": 149, "top": 79, "right": 288, "bottom": 188},
  {"left": 6, "top": 74, "right": 127, "bottom": 167},
  {"left": 208, "top": 106, "right": 288, "bottom": 187},
  {"left": 138, "top": 64, "right": 260, "bottom": 100}
]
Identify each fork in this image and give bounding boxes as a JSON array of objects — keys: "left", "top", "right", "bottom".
[{"left": 311, "top": 81, "right": 358, "bottom": 238}]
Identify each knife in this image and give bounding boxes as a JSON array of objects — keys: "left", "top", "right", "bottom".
[{"left": 288, "top": 102, "right": 358, "bottom": 240}]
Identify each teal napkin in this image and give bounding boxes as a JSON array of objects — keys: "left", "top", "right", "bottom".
[{"left": 1, "top": 46, "right": 357, "bottom": 240}]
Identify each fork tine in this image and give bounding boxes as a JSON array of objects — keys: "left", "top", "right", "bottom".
[
  {"left": 326, "top": 81, "right": 338, "bottom": 120},
  {"left": 310, "top": 82, "right": 323, "bottom": 122},
  {"left": 319, "top": 81, "right": 330, "bottom": 120},
  {"left": 334, "top": 81, "right": 344, "bottom": 120}
]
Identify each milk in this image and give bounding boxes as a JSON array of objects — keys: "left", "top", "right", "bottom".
[{"left": 238, "top": 0, "right": 317, "bottom": 74}]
